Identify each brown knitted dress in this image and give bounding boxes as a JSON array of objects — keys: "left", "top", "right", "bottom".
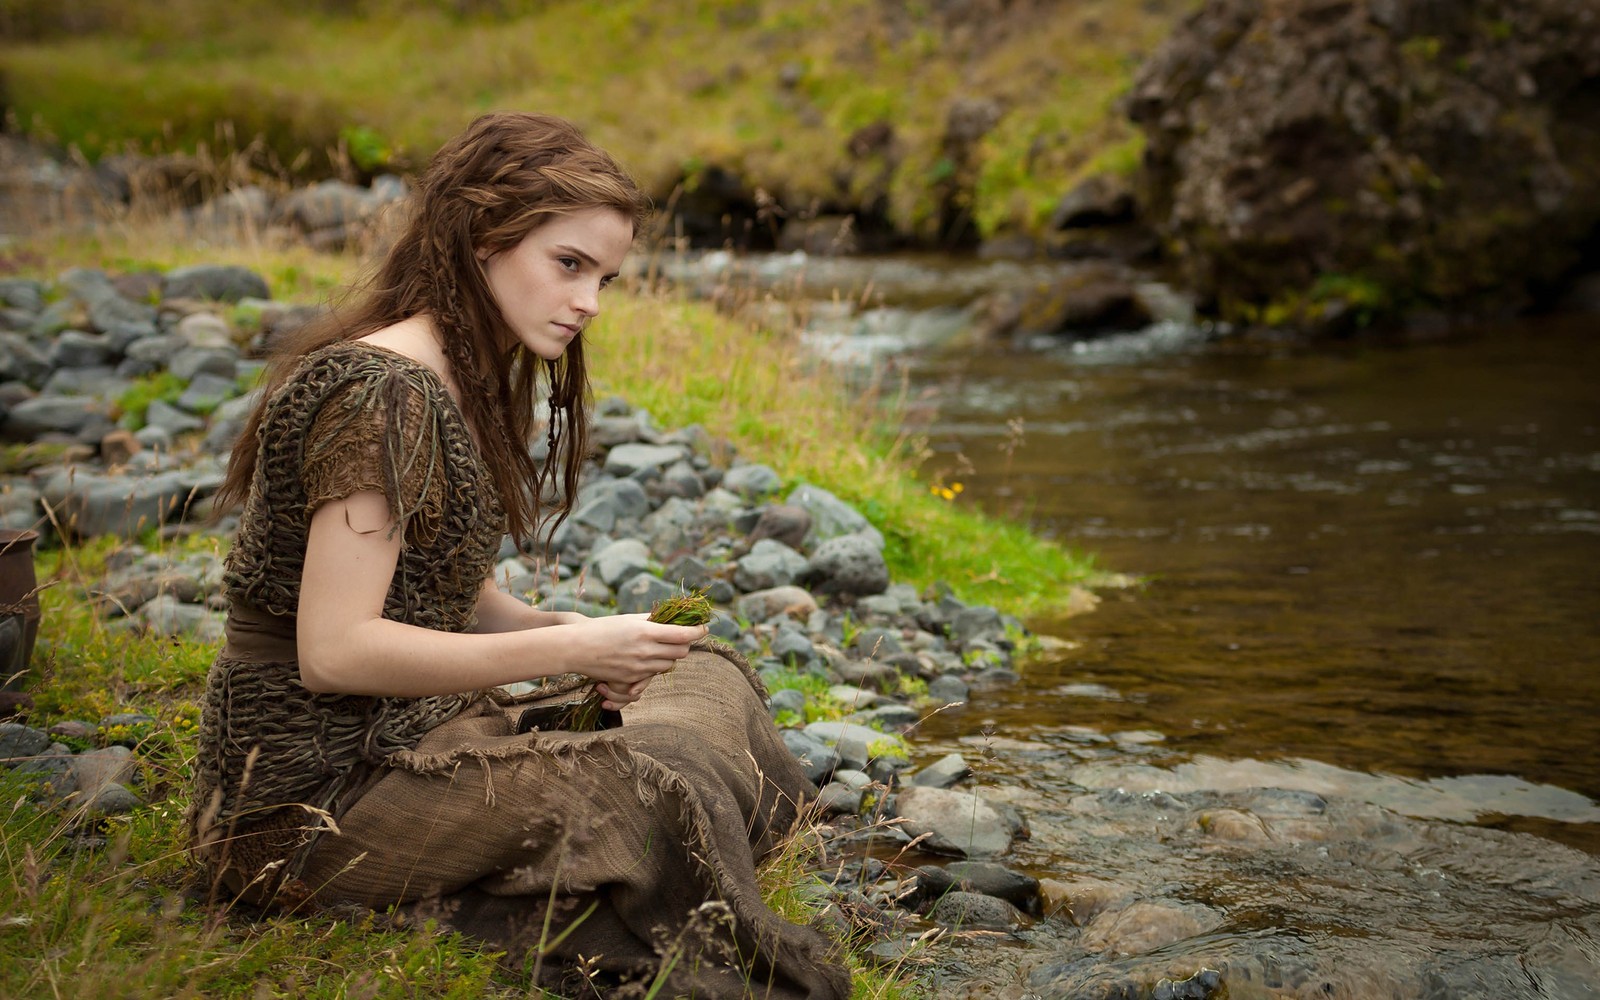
[{"left": 189, "top": 341, "right": 849, "bottom": 999}]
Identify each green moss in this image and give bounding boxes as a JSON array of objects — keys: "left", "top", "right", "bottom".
[{"left": 113, "top": 371, "right": 188, "bottom": 430}]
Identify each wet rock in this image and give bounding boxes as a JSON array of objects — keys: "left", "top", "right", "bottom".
[
  {"left": 891, "top": 785, "right": 1023, "bottom": 859},
  {"left": 780, "top": 728, "right": 839, "bottom": 784},
  {"left": 927, "top": 675, "right": 970, "bottom": 705},
  {"left": 817, "top": 782, "right": 864, "bottom": 815},
  {"left": 929, "top": 890, "right": 1023, "bottom": 931},
  {"left": 1050, "top": 174, "right": 1137, "bottom": 230},
  {"left": 1080, "top": 900, "right": 1226, "bottom": 957},
  {"left": 804, "top": 721, "right": 908, "bottom": 773},
  {"left": 1038, "top": 876, "right": 1130, "bottom": 925},
  {"left": 944, "top": 861, "right": 1039, "bottom": 910},
  {"left": 910, "top": 753, "right": 971, "bottom": 789}
]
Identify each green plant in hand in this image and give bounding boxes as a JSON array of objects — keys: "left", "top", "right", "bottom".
[{"left": 557, "top": 590, "right": 714, "bottom": 731}]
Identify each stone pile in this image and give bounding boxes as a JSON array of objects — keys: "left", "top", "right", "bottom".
[{"left": 0, "top": 263, "right": 1054, "bottom": 939}]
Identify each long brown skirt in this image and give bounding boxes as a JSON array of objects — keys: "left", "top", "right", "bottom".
[{"left": 297, "top": 647, "right": 850, "bottom": 1000}]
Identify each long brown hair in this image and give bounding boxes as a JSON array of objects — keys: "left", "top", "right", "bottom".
[{"left": 216, "top": 112, "right": 649, "bottom": 543}]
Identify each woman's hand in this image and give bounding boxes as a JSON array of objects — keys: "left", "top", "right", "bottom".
[{"left": 561, "top": 614, "right": 706, "bottom": 707}]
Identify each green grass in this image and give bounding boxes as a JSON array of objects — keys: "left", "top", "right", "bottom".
[
  {"left": 6, "top": 535, "right": 921, "bottom": 998},
  {"left": 0, "top": 0, "right": 1190, "bottom": 240}
]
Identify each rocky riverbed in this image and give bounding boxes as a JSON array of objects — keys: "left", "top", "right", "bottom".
[
  {"left": 4, "top": 264, "right": 1599, "bottom": 1000},
  {"left": 0, "top": 263, "right": 1073, "bottom": 980}
]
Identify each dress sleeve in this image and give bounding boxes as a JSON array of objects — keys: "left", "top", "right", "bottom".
[{"left": 300, "top": 368, "right": 447, "bottom": 539}]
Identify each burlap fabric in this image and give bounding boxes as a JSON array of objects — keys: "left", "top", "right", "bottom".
[
  {"left": 189, "top": 341, "right": 850, "bottom": 997},
  {"left": 301, "top": 645, "right": 849, "bottom": 999}
]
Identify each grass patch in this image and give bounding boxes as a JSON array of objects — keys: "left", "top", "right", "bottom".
[{"left": 1, "top": 0, "right": 1190, "bottom": 240}]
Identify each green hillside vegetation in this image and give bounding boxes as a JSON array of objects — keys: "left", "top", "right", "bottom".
[{"left": 0, "top": 0, "right": 1189, "bottom": 240}]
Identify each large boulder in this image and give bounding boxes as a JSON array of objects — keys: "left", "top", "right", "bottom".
[{"left": 1128, "top": 0, "right": 1600, "bottom": 330}]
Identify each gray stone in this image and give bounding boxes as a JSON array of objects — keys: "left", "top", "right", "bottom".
[
  {"left": 175, "top": 312, "right": 236, "bottom": 349},
  {"left": 1079, "top": 900, "right": 1225, "bottom": 957},
  {"left": 660, "top": 460, "right": 705, "bottom": 498},
  {"left": 771, "top": 629, "right": 816, "bottom": 666},
  {"left": 707, "top": 610, "right": 741, "bottom": 640},
  {"left": 142, "top": 398, "right": 205, "bottom": 435},
  {"left": 0, "top": 333, "right": 50, "bottom": 385},
  {"left": 952, "top": 604, "right": 1007, "bottom": 645},
  {"left": 910, "top": 753, "right": 972, "bottom": 789},
  {"left": 588, "top": 538, "right": 653, "bottom": 589},
  {"left": 853, "top": 702, "right": 921, "bottom": 731},
  {"left": 161, "top": 265, "right": 270, "bottom": 303},
  {"left": 722, "top": 462, "right": 782, "bottom": 498},
  {"left": 39, "top": 366, "right": 128, "bottom": 400},
  {"left": 768, "top": 687, "right": 807, "bottom": 718},
  {"left": 175, "top": 372, "right": 238, "bottom": 413},
  {"left": 614, "top": 573, "right": 677, "bottom": 615},
  {"left": 132, "top": 594, "right": 225, "bottom": 640},
  {"left": 801, "top": 532, "right": 890, "bottom": 596},
  {"left": 803, "top": 721, "right": 908, "bottom": 772},
  {"left": 786, "top": 482, "right": 885, "bottom": 549},
  {"left": 573, "top": 478, "right": 651, "bottom": 529},
  {"left": 816, "top": 782, "right": 864, "bottom": 815},
  {"left": 68, "top": 744, "right": 136, "bottom": 796},
  {"left": 891, "top": 785, "right": 1023, "bottom": 859},
  {"left": 945, "top": 860, "right": 1040, "bottom": 908},
  {"left": 747, "top": 503, "right": 811, "bottom": 550},
  {"left": 0, "top": 722, "right": 50, "bottom": 764},
  {"left": 663, "top": 554, "right": 712, "bottom": 590},
  {"left": 780, "top": 728, "right": 839, "bottom": 784},
  {"left": 856, "top": 593, "right": 903, "bottom": 618},
  {"left": 541, "top": 574, "right": 612, "bottom": 605},
  {"left": 36, "top": 467, "right": 209, "bottom": 538},
  {"left": 603, "top": 443, "right": 686, "bottom": 477},
  {"left": 122, "top": 333, "right": 188, "bottom": 369},
  {"left": 735, "top": 586, "right": 817, "bottom": 623},
  {"left": 642, "top": 496, "right": 697, "bottom": 556},
  {"left": 850, "top": 627, "right": 903, "bottom": 658},
  {"left": 168, "top": 346, "right": 240, "bottom": 382},
  {"left": 50, "top": 330, "right": 115, "bottom": 369},
  {"left": 82, "top": 781, "right": 143, "bottom": 816},
  {"left": 832, "top": 769, "right": 873, "bottom": 790},
  {"left": 4, "top": 394, "right": 105, "bottom": 437},
  {"left": 927, "top": 675, "right": 970, "bottom": 705},
  {"left": 0, "top": 279, "right": 44, "bottom": 313},
  {"left": 134, "top": 425, "right": 174, "bottom": 451},
  {"left": 15, "top": 741, "right": 76, "bottom": 797},
  {"left": 201, "top": 388, "right": 260, "bottom": 454},
  {"left": 277, "top": 180, "right": 381, "bottom": 232},
  {"left": 826, "top": 684, "right": 885, "bottom": 709},
  {"left": 929, "top": 890, "right": 1024, "bottom": 931},
  {"left": 734, "top": 538, "right": 808, "bottom": 592}
]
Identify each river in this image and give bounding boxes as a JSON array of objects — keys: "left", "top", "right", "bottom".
[{"left": 658, "top": 250, "right": 1600, "bottom": 997}]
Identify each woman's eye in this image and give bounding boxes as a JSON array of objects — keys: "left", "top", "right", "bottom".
[
  {"left": 558, "top": 257, "right": 579, "bottom": 272},
  {"left": 599, "top": 276, "right": 614, "bottom": 290}
]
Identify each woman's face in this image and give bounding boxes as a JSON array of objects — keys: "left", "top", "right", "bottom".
[{"left": 481, "top": 206, "right": 634, "bottom": 360}]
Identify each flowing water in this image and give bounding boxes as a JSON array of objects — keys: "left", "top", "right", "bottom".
[{"left": 662, "top": 252, "right": 1600, "bottom": 996}]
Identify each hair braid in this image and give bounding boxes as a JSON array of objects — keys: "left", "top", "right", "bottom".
[{"left": 217, "top": 111, "right": 648, "bottom": 543}]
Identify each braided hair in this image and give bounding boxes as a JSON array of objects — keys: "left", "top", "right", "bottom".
[{"left": 218, "top": 112, "right": 650, "bottom": 543}]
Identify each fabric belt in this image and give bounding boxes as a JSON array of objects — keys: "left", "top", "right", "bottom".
[{"left": 222, "top": 602, "right": 299, "bottom": 663}]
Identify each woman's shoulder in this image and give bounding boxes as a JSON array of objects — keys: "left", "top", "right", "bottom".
[{"left": 272, "top": 340, "right": 447, "bottom": 416}]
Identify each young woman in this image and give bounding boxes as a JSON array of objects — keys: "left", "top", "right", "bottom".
[{"left": 189, "top": 112, "right": 849, "bottom": 1000}]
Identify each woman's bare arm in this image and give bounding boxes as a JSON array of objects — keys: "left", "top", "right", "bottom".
[
  {"left": 472, "top": 577, "right": 584, "bottom": 633},
  {"left": 295, "top": 491, "right": 703, "bottom": 701}
]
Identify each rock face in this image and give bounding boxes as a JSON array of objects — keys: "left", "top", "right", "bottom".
[{"left": 1129, "top": 0, "right": 1600, "bottom": 329}]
